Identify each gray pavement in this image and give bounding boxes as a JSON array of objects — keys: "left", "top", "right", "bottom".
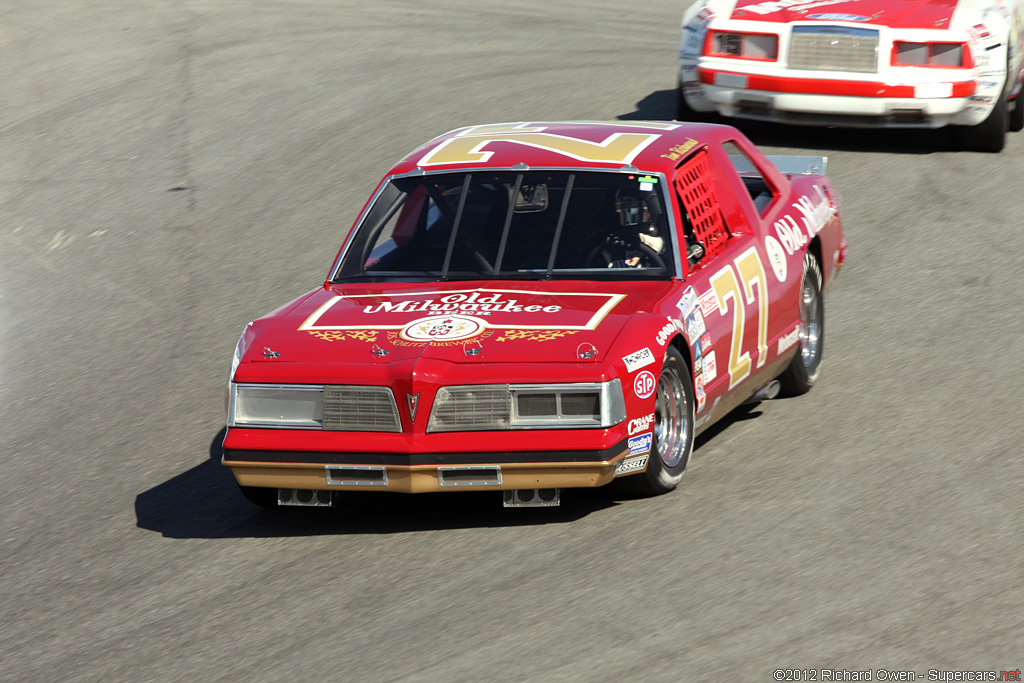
[{"left": 2, "top": 1, "right": 1023, "bottom": 681}]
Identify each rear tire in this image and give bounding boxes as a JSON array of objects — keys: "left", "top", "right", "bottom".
[
  {"left": 778, "top": 253, "right": 824, "bottom": 396},
  {"left": 622, "top": 346, "right": 694, "bottom": 496},
  {"left": 951, "top": 86, "right": 1008, "bottom": 152}
]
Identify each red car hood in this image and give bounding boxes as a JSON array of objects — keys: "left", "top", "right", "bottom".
[
  {"left": 731, "top": 0, "right": 959, "bottom": 28},
  {"left": 236, "top": 280, "right": 675, "bottom": 381}
]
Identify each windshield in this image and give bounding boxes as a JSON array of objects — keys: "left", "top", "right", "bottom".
[{"left": 333, "top": 170, "right": 675, "bottom": 281}]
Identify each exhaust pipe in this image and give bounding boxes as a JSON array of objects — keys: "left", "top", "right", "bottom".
[{"left": 743, "top": 380, "right": 780, "bottom": 404}]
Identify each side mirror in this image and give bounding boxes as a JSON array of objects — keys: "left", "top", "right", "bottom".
[{"left": 687, "top": 242, "right": 705, "bottom": 264}]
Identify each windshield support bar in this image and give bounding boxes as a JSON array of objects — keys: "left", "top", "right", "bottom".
[
  {"left": 357, "top": 191, "right": 408, "bottom": 273},
  {"left": 492, "top": 174, "right": 523, "bottom": 275},
  {"left": 545, "top": 173, "right": 575, "bottom": 278},
  {"left": 440, "top": 174, "right": 472, "bottom": 280}
]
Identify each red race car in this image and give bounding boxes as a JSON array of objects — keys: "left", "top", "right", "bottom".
[{"left": 223, "top": 121, "right": 846, "bottom": 508}]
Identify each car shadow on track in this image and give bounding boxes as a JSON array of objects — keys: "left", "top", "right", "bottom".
[
  {"left": 618, "top": 88, "right": 956, "bottom": 155},
  {"left": 134, "top": 429, "right": 618, "bottom": 539},
  {"left": 136, "top": 403, "right": 770, "bottom": 538}
]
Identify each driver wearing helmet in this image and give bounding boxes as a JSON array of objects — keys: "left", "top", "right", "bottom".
[{"left": 601, "top": 188, "right": 665, "bottom": 268}]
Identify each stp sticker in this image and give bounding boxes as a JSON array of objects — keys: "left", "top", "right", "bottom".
[
  {"left": 627, "top": 432, "right": 653, "bottom": 455},
  {"left": 634, "top": 370, "right": 656, "bottom": 399},
  {"left": 615, "top": 454, "right": 649, "bottom": 476},
  {"left": 623, "top": 347, "right": 656, "bottom": 372}
]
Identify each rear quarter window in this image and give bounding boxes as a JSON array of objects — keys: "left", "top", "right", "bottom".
[{"left": 722, "top": 141, "right": 778, "bottom": 217}]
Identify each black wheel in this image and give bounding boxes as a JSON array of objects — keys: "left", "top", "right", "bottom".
[
  {"left": 1010, "top": 95, "right": 1024, "bottom": 132},
  {"left": 778, "top": 253, "right": 824, "bottom": 396},
  {"left": 623, "top": 346, "right": 694, "bottom": 496},
  {"left": 675, "top": 85, "right": 715, "bottom": 123},
  {"left": 951, "top": 88, "right": 1008, "bottom": 152},
  {"left": 238, "top": 484, "right": 278, "bottom": 508}
]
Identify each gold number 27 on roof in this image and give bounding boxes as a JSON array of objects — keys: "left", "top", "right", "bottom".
[{"left": 709, "top": 247, "right": 769, "bottom": 389}]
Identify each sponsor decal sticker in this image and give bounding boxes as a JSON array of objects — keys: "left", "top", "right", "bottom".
[
  {"left": 686, "top": 310, "right": 706, "bottom": 339},
  {"left": 300, "top": 289, "right": 626, "bottom": 337},
  {"left": 656, "top": 318, "right": 685, "bottom": 346},
  {"left": 738, "top": 0, "right": 852, "bottom": 17},
  {"left": 634, "top": 370, "right": 657, "bottom": 399},
  {"left": 677, "top": 286, "right": 700, "bottom": 318},
  {"left": 773, "top": 185, "right": 836, "bottom": 256},
  {"left": 680, "top": 6, "right": 714, "bottom": 59},
  {"left": 401, "top": 315, "right": 485, "bottom": 342},
  {"left": 363, "top": 291, "right": 562, "bottom": 316},
  {"left": 969, "top": 23, "right": 991, "bottom": 41},
  {"left": 628, "top": 432, "right": 653, "bottom": 456},
  {"left": 615, "top": 454, "right": 649, "bottom": 476},
  {"left": 765, "top": 235, "right": 788, "bottom": 282},
  {"left": 808, "top": 13, "right": 869, "bottom": 20},
  {"left": 777, "top": 325, "right": 800, "bottom": 354},
  {"left": 623, "top": 347, "right": 656, "bottom": 372},
  {"left": 699, "top": 288, "right": 718, "bottom": 317},
  {"left": 695, "top": 374, "right": 706, "bottom": 411},
  {"left": 700, "top": 332, "right": 712, "bottom": 350},
  {"left": 694, "top": 354, "right": 704, "bottom": 375},
  {"left": 694, "top": 397, "right": 720, "bottom": 429},
  {"left": 638, "top": 175, "right": 659, "bottom": 192},
  {"left": 628, "top": 412, "right": 655, "bottom": 435},
  {"left": 702, "top": 350, "right": 717, "bottom": 382},
  {"left": 661, "top": 138, "right": 700, "bottom": 161}
]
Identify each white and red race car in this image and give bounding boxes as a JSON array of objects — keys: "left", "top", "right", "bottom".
[{"left": 677, "top": 0, "right": 1024, "bottom": 151}]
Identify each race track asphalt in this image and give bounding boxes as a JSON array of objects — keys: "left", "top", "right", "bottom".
[{"left": 3, "top": 2, "right": 1022, "bottom": 681}]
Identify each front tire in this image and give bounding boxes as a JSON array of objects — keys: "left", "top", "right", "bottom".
[
  {"left": 778, "top": 253, "right": 824, "bottom": 396},
  {"left": 623, "top": 346, "right": 694, "bottom": 496},
  {"left": 675, "top": 85, "right": 716, "bottom": 123},
  {"left": 1010, "top": 95, "right": 1024, "bottom": 132},
  {"left": 951, "top": 86, "right": 1008, "bottom": 152}
]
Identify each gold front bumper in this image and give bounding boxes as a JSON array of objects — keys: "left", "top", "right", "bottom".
[{"left": 225, "top": 458, "right": 625, "bottom": 494}]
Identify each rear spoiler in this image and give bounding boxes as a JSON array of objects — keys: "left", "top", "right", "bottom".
[{"left": 765, "top": 155, "right": 828, "bottom": 176}]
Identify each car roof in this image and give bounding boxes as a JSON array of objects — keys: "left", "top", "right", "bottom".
[{"left": 388, "top": 121, "right": 736, "bottom": 177}]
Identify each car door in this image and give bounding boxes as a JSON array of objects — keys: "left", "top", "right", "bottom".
[{"left": 671, "top": 146, "right": 775, "bottom": 420}]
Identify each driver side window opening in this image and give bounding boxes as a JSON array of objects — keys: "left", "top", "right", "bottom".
[{"left": 673, "top": 148, "right": 731, "bottom": 268}]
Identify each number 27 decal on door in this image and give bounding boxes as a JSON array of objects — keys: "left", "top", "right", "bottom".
[{"left": 708, "top": 247, "right": 769, "bottom": 389}]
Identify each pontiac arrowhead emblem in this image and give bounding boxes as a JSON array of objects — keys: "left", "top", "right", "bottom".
[{"left": 407, "top": 393, "right": 420, "bottom": 421}]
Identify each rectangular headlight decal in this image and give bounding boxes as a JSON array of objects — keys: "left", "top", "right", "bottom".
[
  {"left": 231, "top": 384, "right": 323, "bottom": 428},
  {"left": 427, "top": 381, "right": 626, "bottom": 432}
]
